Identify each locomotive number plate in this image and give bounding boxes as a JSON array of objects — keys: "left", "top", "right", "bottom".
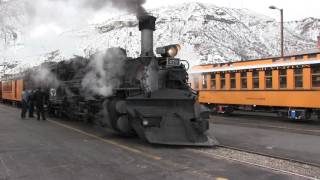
[{"left": 167, "top": 58, "right": 180, "bottom": 66}]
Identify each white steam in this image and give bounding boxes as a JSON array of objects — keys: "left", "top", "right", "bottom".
[
  {"left": 30, "top": 65, "right": 60, "bottom": 89},
  {"left": 81, "top": 48, "right": 126, "bottom": 97}
]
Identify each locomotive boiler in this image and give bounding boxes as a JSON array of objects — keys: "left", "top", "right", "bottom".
[{"left": 46, "top": 15, "right": 218, "bottom": 146}]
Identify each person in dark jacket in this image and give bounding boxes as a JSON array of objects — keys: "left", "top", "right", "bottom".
[
  {"left": 34, "top": 88, "right": 46, "bottom": 121},
  {"left": 28, "top": 90, "right": 35, "bottom": 118},
  {"left": 21, "top": 89, "right": 30, "bottom": 119}
]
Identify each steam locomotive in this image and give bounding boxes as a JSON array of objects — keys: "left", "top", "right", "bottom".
[{"left": 2, "top": 15, "right": 218, "bottom": 146}]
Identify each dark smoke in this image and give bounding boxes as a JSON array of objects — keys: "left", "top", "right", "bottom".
[
  {"left": 50, "top": 0, "right": 146, "bottom": 17},
  {"left": 86, "top": 0, "right": 146, "bottom": 17}
]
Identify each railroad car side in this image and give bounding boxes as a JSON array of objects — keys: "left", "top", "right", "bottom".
[
  {"left": 199, "top": 91, "right": 320, "bottom": 109},
  {"left": 1, "top": 79, "right": 24, "bottom": 104},
  {"left": 14, "top": 79, "right": 24, "bottom": 102},
  {"left": 2, "top": 80, "right": 13, "bottom": 101},
  {"left": 190, "top": 50, "right": 320, "bottom": 120}
]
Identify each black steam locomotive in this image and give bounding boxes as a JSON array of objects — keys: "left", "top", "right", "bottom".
[{"left": 30, "top": 15, "right": 218, "bottom": 146}]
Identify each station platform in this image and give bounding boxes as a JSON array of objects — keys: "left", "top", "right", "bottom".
[{"left": 0, "top": 104, "right": 306, "bottom": 180}]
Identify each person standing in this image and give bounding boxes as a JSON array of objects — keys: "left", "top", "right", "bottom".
[
  {"left": 34, "top": 88, "right": 46, "bottom": 121},
  {"left": 21, "top": 89, "right": 30, "bottom": 119},
  {"left": 28, "top": 90, "right": 35, "bottom": 118}
]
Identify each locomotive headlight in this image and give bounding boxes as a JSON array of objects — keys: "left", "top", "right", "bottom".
[
  {"left": 142, "top": 120, "right": 149, "bottom": 126},
  {"left": 156, "top": 44, "right": 181, "bottom": 58},
  {"left": 167, "top": 47, "right": 178, "bottom": 57}
]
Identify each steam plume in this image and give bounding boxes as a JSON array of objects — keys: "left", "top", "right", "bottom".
[
  {"left": 81, "top": 48, "right": 126, "bottom": 97},
  {"left": 24, "top": 64, "right": 60, "bottom": 90}
]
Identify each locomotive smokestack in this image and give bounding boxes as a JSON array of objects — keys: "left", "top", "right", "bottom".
[{"left": 139, "top": 15, "right": 156, "bottom": 57}]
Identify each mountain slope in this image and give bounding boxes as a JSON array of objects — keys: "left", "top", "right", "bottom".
[
  {"left": 1, "top": 2, "right": 320, "bottom": 75},
  {"left": 76, "top": 2, "right": 319, "bottom": 66}
]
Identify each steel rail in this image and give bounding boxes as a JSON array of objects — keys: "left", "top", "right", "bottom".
[{"left": 216, "top": 144, "right": 320, "bottom": 168}]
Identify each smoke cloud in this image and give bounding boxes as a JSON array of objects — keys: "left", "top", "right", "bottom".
[
  {"left": 81, "top": 48, "right": 126, "bottom": 97},
  {"left": 23, "top": 47, "right": 126, "bottom": 98},
  {"left": 23, "top": 0, "right": 146, "bottom": 24},
  {"left": 30, "top": 65, "right": 60, "bottom": 89},
  {"left": 49, "top": 0, "right": 146, "bottom": 17},
  {"left": 22, "top": 63, "right": 60, "bottom": 91},
  {"left": 0, "top": 0, "right": 147, "bottom": 63}
]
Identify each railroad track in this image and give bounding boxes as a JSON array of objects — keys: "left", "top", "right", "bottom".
[
  {"left": 212, "top": 121, "right": 320, "bottom": 136},
  {"left": 212, "top": 118, "right": 320, "bottom": 136},
  {"left": 217, "top": 144, "right": 320, "bottom": 168},
  {"left": 192, "top": 145, "right": 320, "bottom": 180}
]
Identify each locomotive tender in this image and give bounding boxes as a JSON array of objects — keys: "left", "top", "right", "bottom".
[{"left": 1, "top": 15, "right": 218, "bottom": 146}]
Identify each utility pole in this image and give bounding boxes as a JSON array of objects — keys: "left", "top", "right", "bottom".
[
  {"left": 269, "top": 5, "right": 284, "bottom": 57},
  {"left": 280, "top": 8, "right": 284, "bottom": 57}
]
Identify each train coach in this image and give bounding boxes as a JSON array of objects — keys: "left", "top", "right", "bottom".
[
  {"left": 190, "top": 49, "right": 320, "bottom": 120},
  {"left": 0, "top": 76, "right": 24, "bottom": 105},
  {"left": 0, "top": 66, "right": 50, "bottom": 105}
]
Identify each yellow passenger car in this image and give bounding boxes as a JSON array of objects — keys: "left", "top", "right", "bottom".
[{"left": 190, "top": 49, "right": 320, "bottom": 120}]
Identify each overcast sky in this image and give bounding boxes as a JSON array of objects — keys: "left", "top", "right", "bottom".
[{"left": 144, "top": 0, "right": 320, "bottom": 21}]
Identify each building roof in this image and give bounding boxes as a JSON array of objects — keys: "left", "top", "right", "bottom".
[
  {"left": 190, "top": 58, "right": 320, "bottom": 74},
  {"left": 284, "top": 48, "right": 320, "bottom": 57},
  {"left": 196, "top": 48, "right": 320, "bottom": 66}
]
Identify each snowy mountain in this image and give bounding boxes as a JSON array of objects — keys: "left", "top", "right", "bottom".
[
  {"left": 286, "top": 17, "right": 320, "bottom": 41},
  {"left": 1, "top": 2, "right": 320, "bottom": 76}
]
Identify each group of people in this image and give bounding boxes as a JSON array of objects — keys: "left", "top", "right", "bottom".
[{"left": 21, "top": 88, "right": 47, "bottom": 121}]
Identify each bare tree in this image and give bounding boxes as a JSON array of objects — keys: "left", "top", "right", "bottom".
[{"left": 0, "top": 0, "right": 24, "bottom": 48}]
